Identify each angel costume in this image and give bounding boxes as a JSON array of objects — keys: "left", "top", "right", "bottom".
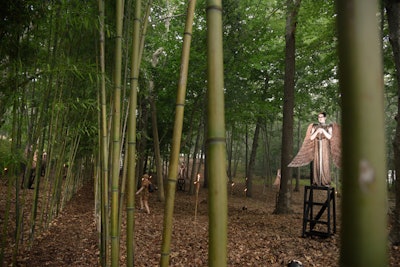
[{"left": 288, "top": 123, "right": 341, "bottom": 186}]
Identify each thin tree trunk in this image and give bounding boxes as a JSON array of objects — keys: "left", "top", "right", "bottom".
[
  {"left": 202, "top": 107, "right": 209, "bottom": 189},
  {"left": 233, "top": 140, "right": 240, "bottom": 179},
  {"left": 136, "top": 97, "right": 148, "bottom": 177},
  {"left": 138, "top": 0, "right": 152, "bottom": 68},
  {"left": 294, "top": 119, "right": 301, "bottom": 192},
  {"left": 274, "top": 0, "right": 301, "bottom": 214},
  {"left": 263, "top": 123, "right": 273, "bottom": 187},
  {"left": 29, "top": 14, "right": 58, "bottom": 240},
  {"left": 246, "top": 117, "right": 263, "bottom": 197},
  {"left": 261, "top": 126, "right": 267, "bottom": 190},
  {"left": 189, "top": 117, "right": 203, "bottom": 194},
  {"left": 150, "top": 85, "right": 165, "bottom": 202},
  {"left": 245, "top": 124, "right": 248, "bottom": 177},
  {"left": 29, "top": 131, "right": 46, "bottom": 242},
  {"left": 48, "top": 133, "right": 67, "bottom": 221},
  {"left": 337, "top": 1, "right": 388, "bottom": 266},
  {"left": 148, "top": 47, "right": 165, "bottom": 202},
  {"left": 97, "top": 0, "right": 109, "bottom": 264},
  {"left": 61, "top": 134, "right": 80, "bottom": 207},
  {"left": 227, "top": 124, "right": 234, "bottom": 183},
  {"left": 39, "top": 79, "right": 62, "bottom": 232},
  {"left": 159, "top": 1, "right": 197, "bottom": 265}
]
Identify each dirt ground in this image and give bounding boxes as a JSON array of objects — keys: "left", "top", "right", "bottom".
[{"left": 1, "top": 179, "right": 400, "bottom": 266}]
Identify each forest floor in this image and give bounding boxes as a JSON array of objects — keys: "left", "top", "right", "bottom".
[{"left": 1, "top": 179, "right": 400, "bottom": 267}]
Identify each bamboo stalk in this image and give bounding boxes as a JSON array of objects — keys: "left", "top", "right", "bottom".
[
  {"left": 61, "top": 135, "right": 80, "bottom": 207},
  {"left": 110, "top": 0, "right": 124, "bottom": 265},
  {"left": 97, "top": 0, "right": 109, "bottom": 265},
  {"left": 206, "top": 1, "right": 228, "bottom": 266},
  {"left": 160, "top": 1, "right": 197, "bottom": 266},
  {"left": 194, "top": 174, "right": 201, "bottom": 221},
  {"left": 126, "top": 0, "right": 142, "bottom": 265},
  {"left": 337, "top": 1, "right": 388, "bottom": 266}
]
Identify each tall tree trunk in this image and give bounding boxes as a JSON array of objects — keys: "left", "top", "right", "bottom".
[
  {"left": 149, "top": 95, "right": 165, "bottom": 202},
  {"left": 160, "top": 1, "right": 197, "bottom": 265},
  {"left": 246, "top": 117, "right": 263, "bottom": 197},
  {"left": 148, "top": 44, "right": 165, "bottom": 202},
  {"left": 148, "top": 47, "right": 164, "bottom": 198},
  {"left": 385, "top": 0, "right": 400, "bottom": 245},
  {"left": 294, "top": 119, "right": 301, "bottom": 192},
  {"left": 262, "top": 124, "right": 272, "bottom": 188},
  {"left": 136, "top": 98, "right": 149, "bottom": 178},
  {"left": 189, "top": 118, "right": 203, "bottom": 194},
  {"left": 227, "top": 124, "right": 234, "bottom": 183},
  {"left": 338, "top": 0, "right": 388, "bottom": 266},
  {"left": 274, "top": 0, "right": 301, "bottom": 214},
  {"left": 245, "top": 124, "right": 248, "bottom": 177}
]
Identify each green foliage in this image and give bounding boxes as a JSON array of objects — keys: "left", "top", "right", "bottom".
[
  {"left": 296, "top": 0, "right": 339, "bottom": 118},
  {"left": 0, "top": 0, "right": 396, "bottom": 187}
]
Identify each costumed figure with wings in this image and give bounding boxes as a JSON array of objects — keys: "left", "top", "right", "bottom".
[{"left": 288, "top": 112, "right": 341, "bottom": 186}]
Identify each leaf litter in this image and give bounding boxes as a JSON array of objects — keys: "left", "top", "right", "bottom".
[{"left": 0, "top": 180, "right": 399, "bottom": 266}]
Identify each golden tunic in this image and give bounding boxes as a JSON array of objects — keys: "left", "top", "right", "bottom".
[{"left": 288, "top": 123, "right": 341, "bottom": 187}]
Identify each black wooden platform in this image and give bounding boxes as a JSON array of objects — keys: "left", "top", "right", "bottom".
[
  {"left": 302, "top": 185, "right": 336, "bottom": 238},
  {"left": 177, "top": 178, "right": 185, "bottom": 191}
]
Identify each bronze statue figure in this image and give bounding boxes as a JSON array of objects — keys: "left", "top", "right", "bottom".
[{"left": 288, "top": 112, "right": 341, "bottom": 186}]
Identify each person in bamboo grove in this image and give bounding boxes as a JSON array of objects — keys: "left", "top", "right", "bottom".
[
  {"left": 288, "top": 112, "right": 341, "bottom": 186},
  {"left": 179, "top": 162, "right": 186, "bottom": 179},
  {"left": 136, "top": 174, "right": 152, "bottom": 214}
]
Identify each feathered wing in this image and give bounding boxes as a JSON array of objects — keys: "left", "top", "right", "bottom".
[
  {"left": 288, "top": 123, "right": 315, "bottom": 167},
  {"left": 330, "top": 123, "right": 341, "bottom": 168}
]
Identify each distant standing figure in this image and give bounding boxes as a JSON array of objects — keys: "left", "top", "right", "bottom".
[
  {"left": 179, "top": 162, "right": 186, "bottom": 179},
  {"left": 41, "top": 152, "right": 47, "bottom": 176},
  {"left": 136, "top": 174, "right": 152, "bottom": 214},
  {"left": 288, "top": 112, "right": 341, "bottom": 186}
]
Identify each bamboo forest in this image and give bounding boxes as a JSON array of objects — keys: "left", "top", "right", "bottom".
[{"left": 1, "top": 0, "right": 400, "bottom": 266}]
